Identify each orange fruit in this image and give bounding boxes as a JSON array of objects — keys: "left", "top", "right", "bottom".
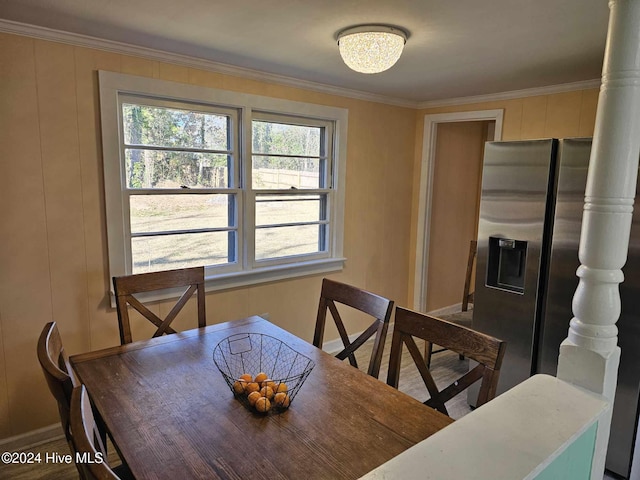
[
  {"left": 275, "top": 382, "right": 288, "bottom": 394},
  {"left": 255, "top": 396, "right": 271, "bottom": 413},
  {"left": 247, "top": 391, "right": 262, "bottom": 406},
  {"left": 260, "top": 386, "right": 275, "bottom": 399},
  {"left": 274, "top": 392, "right": 290, "bottom": 408},
  {"left": 254, "top": 372, "right": 268, "bottom": 384},
  {"left": 245, "top": 382, "right": 260, "bottom": 394},
  {"left": 232, "top": 380, "right": 246, "bottom": 395},
  {"left": 239, "top": 373, "right": 253, "bottom": 383},
  {"left": 261, "top": 379, "right": 277, "bottom": 390}
]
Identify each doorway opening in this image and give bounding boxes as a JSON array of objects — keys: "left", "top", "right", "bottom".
[{"left": 413, "top": 110, "right": 503, "bottom": 313}]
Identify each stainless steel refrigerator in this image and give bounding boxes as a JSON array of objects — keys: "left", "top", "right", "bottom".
[{"left": 471, "top": 138, "right": 640, "bottom": 478}]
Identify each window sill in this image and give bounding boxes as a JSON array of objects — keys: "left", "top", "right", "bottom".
[
  {"left": 109, "top": 257, "right": 345, "bottom": 308},
  {"left": 206, "top": 257, "right": 346, "bottom": 291}
]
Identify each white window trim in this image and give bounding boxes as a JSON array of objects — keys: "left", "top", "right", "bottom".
[{"left": 99, "top": 71, "right": 347, "bottom": 299}]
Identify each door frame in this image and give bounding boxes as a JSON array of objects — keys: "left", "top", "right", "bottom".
[{"left": 413, "top": 109, "right": 504, "bottom": 312}]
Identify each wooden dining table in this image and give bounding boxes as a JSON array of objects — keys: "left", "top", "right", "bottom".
[{"left": 70, "top": 316, "right": 453, "bottom": 479}]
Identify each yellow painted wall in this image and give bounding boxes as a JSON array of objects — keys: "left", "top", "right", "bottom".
[
  {"left": 409, "top": 88, "right": 600, "bottom": 307},
  {"left": 0, "top": 32, "right": 417, "bottom": 439}
]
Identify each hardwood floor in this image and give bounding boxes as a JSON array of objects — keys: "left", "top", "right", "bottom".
[{"left": 1, "top": 333, "right": 471, "bottom": 479}]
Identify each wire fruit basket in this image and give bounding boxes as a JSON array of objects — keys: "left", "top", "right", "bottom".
[{"left": 213, "top": 333, "right": 315, "bottom": 414}]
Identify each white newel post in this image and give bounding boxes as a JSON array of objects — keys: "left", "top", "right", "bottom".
[{"left": 556, "top": 0, "right": 640, "bottom": 478}]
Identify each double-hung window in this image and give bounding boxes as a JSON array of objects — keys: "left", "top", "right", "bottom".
[
  {"left": 121, "top": 97, "right": 240, "bottom": 273},
  {"left": 100, "top": 71, "right": 347, "bottom": 294},
  {"left": 251, "top": 113, "right": 333, "bottom": 263}
]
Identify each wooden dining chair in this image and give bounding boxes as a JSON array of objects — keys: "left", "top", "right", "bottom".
[
  {"left": 313, "top": 278, "right": 394, "bottom": 378},
  {"left": 37, "top": 322, "right": 77, "bottom": 452},
  {"left": 70, "top": 385, "right": 134, "bottom": 480},
  {"left": 113, "top": 266, "right": 206, "bottom": 344},
  {"left": 38, "top": 322, "right": 113, "bottom": 474},
  {"left": 387, "top": 307, "right": 506, "bottom": 417},
  {"left": 461, "top": 239, "right": 477, "bottom": 313},
  {"left": 425, "top": 239, "right": 477, "bottom": 367}
]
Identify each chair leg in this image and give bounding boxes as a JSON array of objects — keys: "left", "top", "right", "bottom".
[
  {"left": 424, "top": 341, "right": 433, "bottom": 368},
  {"left": 94, "top": 406, "right": 108, "bottom": 453}
]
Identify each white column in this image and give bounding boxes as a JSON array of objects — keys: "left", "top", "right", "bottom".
[{"left": 556, "top": 1, "right": 640, "bottom": 478}]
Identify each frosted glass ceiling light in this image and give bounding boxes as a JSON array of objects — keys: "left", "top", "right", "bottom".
[{"left": 337, "top": 25, "right": 408, "bottom": 74}]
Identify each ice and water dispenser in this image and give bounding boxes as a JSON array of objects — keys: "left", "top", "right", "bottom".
[{"left": 486, "top": 237, "right": 527, "bottom": 293}]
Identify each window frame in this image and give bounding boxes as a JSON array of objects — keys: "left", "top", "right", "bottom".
[
  {"left": 99, "top": 71, "right": 347, "bottom": 297},
  {"left": 249, "top": 111, "right": 335, "bottom": 268},
  {"left": 118, "top": 94, "right": 242, "bottom": 275}
]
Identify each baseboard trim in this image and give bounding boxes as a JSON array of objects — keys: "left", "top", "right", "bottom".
[
  {"left": 0, "top": 424, "right": 64, "bottom": 451},
  {"left": 427, "top": 303, "right": 467, "bottom": 316},
  {"left": 323, "top": 332, "right": 357, "bottom": 354}
]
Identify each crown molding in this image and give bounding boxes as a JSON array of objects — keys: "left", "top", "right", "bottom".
[
  {"left": 0, "top": 19, "right": 418, "bottom": 109},
  {"left": 0, "top": 19, "right": 602, "bottom": 111},
  {"left": 417, "top": 79, "right": 602, "bottom": 109}
]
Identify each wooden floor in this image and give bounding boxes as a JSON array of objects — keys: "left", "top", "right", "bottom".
[{"left": 1, "top": 333, "right": 471, "bottom": 480}]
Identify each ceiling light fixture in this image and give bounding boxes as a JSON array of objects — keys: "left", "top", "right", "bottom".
[{"left": 337, "top": 25, "right": 408, "bottom": 74}]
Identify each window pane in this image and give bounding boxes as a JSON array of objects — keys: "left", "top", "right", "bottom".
[
  {"left": 252, "top": 120, "right": 321, "bottom": 156},
  {"left": 130, "top": 194, "right": 235, "bottom": 233},
  {"left": 123, "top": 103, "right": 230, "bottom": 150},
  {"left": 255, "top": 195, "right": 324, "bottom": 226},
  {"left": 132, "top": 231, "right": 235, "bottom": 273},
  {"left": 255, "top": 225, "right": 324, "bottom": 260},
  {"left": 252, "top": 156, "right": 321, "bottom": 189},
  {"left": 125, "top": 149, "right": 230, "bottom": 188}
]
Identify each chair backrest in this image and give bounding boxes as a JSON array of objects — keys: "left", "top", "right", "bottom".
[
  {"left": 113, "top": 266, "right": 206, "bottom": 344},
  {"left": 313, "top": 278, "right": 394, "bottom": 378},
  {"left": 461, "top": 240, "right": 477, "bottom": 312},
  {"left": 37, "top": 322, "right": 77, "bottom": 445},
  {"left": 70, "top": 385, "right": 121, "bottom": 480},
  {"left": 387, "top": 307, "right": 506, "bottom": 417}
]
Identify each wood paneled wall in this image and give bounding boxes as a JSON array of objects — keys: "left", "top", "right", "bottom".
[{"left": 0, "top": 32, "right": 416, "bottom": 439}]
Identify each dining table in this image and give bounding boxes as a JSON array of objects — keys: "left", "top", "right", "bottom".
[{"left": 70, "top": 315, "right": 453, "bottom": 479}]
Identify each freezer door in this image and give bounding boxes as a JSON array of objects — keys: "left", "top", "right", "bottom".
[
  {"left": 613, "top": 233, "right": 640, "bottom": 478},
  {"left": 538, "top": 138, "right": 591, "bottom": 376},
  {"left": 540, "top": 137, "right": 640, "bottom": 478},
  {"left": 471, "top": 139, "right": 558, "bottom": 399}
]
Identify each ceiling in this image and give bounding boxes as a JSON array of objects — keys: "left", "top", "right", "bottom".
[{"left": 0, "top": 0, "right": 611, "bottom": 104}]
